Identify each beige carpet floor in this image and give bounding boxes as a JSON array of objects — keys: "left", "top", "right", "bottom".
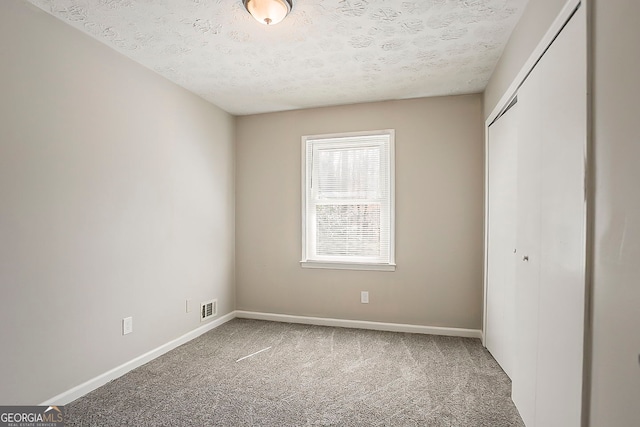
[{"left": 66, "top": 319, "right": 525, "bottom": 426}]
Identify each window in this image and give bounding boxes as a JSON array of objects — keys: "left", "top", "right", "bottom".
[{"left": 301, "top": 130, "right": 395, "bottom": 271}]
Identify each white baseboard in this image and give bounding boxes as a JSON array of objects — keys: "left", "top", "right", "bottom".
[
  {"left": 39, "top": 311, "right": 235, "bottom": 406},
  {"left": 235, "top": 311, "right": 482, "bottom": 339}
]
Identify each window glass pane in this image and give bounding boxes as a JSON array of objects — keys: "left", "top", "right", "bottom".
[
  {"left": 316, "top": 204, "right": 381, "bottom": 257},
  {"left": 316, "top": 147, "right": 381, "bottom": 199}
]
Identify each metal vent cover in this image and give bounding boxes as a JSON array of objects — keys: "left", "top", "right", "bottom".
[{"left": 200, "top": 299, "right": 217, "bottom": 322}]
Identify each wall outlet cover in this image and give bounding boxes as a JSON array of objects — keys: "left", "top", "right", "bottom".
[
  {"left": 361, "top": 291, "right": 369, "bottom": 304},
  {"left": 122, "top": 317, "right": 133, "bottom": 335}
]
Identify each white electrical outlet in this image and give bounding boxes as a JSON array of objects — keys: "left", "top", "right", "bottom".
[
  {"left": 122, "top": 317, "right": 133, "bottom": 335},
  {"left": 361, "top": 291, "right": 369, "bottom": 304},
  {"left": 186, "top": 299, "right": 192, "bottom": 313}
]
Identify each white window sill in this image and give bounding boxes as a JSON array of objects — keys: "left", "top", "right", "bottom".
[{"left": 300, "top": 260, "right": 396, "bottom": 272}]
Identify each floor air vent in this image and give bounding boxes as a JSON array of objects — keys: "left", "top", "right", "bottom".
[{"left": 200, "top": 299, "right": 217, "bottom": 322}]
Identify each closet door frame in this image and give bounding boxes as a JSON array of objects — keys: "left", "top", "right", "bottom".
[
  {"left": 484, "top": 0, "right": 585, "bottom": 345},
  {"left": 482, "top": 0, "right": 591, "bottom": 424},
  {"left": 483, "top": 0, "right": 584, "bottom": 346}
]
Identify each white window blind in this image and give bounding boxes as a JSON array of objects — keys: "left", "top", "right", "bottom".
[{"left": 301, "top": 130, "right": 395, "bottom": 271}]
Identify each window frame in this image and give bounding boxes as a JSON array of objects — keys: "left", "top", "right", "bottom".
[{"left": 300, "top": 129, "right": 396, "bottom": 272}]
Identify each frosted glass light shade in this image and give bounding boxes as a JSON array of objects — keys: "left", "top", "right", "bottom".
[{"left": 243, "top": 0, "right": 292, "bottom": 25}]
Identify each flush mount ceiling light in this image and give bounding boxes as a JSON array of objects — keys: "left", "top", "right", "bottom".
[{"left": 243, "top": 0, "right": 292, "bottom": 25}]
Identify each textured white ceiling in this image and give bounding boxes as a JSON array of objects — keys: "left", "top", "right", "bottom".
[{"left": 26, "top": 0, "right": 528, "bottom": 115}]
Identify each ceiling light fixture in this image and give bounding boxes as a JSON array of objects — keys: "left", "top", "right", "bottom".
[{"left": 243, "top": 0, "right": 292, "bottom": 25}]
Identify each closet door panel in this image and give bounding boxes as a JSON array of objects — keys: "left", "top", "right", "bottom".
[
  {"left": 532, "top": 6, "right": 587, "bottom": 427},
  {"left": 486, "top": 103, "right": 519, "bottom": 379},
  {"left": 511, "top": 86, "right": 542, "bottom": 427},
  {"left": 512, "top": 6, "right": 587, "bottom": 427}
]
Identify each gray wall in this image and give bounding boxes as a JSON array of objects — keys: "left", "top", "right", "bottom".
[
  {"left": 590, "top": 0, "right": 640, "bottom": 425},
  {"left": 236, "top": 95, "right": 484, "bottom": 329},
  {"left": 0, "top": 1, "right": 235, "bottom": 404}
]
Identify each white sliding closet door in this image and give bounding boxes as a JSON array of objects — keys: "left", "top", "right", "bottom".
[
  {"left": 486, "top": 102, "right": 519, "bottom": 380},
  {"left": 513, "top": 5, "right": 587, "bottom": 427},
  {"left": 532, "top": 5, "right": 587, "bottom": 426},
  {"left": 511, "top": 91, "right": 542, "bottom": 426}
]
